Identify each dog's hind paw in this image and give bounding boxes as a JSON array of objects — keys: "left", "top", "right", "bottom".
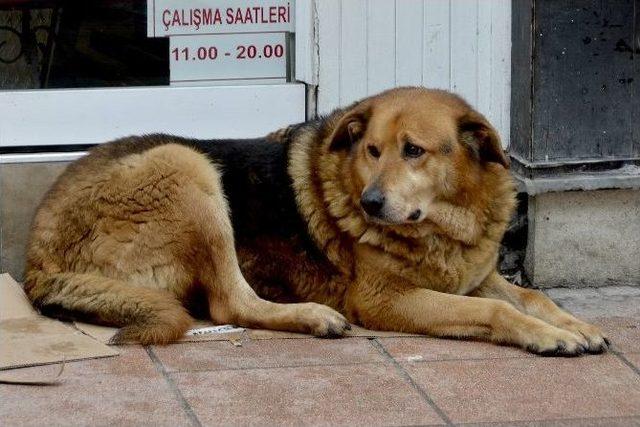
[{"left": 298, "top": 303, "right": 351, "bottom": 338}]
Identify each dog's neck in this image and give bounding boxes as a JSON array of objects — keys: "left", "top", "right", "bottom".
[{"left": 287, "top": 119, "right": 516, "bottom": 269}]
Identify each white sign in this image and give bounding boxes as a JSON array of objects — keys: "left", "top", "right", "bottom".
[
  {"left": 185, "top": 324, "right": 245, "bottom": 336},
  {"left": 148, "top": 0, "right": 294, "bottom": 37},
  {"left": 170, "top": 33, "right": 288, "bottom": 84}
]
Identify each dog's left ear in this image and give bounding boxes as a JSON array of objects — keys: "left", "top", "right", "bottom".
[
  {"left": 458, "top": 111, "right": 510, "bottom": 168},
  {"left": 327, "top": 102, "right": 372, "bottom": 151}
]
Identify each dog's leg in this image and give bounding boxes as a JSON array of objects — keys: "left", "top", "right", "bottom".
[
  {"left": 469, "top": 271, "right": 609, "bottom": 353},
  {"left": 25, "top": 271, "right": 193, "bottom": 345},
  {"left": 186, "top": 180, "right": 350, "bottom": 337},
  {"left": 347, "top": 271, "right": 590, "bottom": 356}
]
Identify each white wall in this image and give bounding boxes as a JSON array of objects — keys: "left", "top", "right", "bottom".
[{"left": 314, "top": 0, "right": 511, "bottom": 147}]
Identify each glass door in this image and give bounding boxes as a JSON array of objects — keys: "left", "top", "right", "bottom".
[{"left": 0, "top": 0, "right": 307, "bottom": 278}]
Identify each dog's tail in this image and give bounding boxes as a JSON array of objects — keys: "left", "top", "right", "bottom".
[{"left": 24, "top": 270, "right": 192, "bottom": 345}]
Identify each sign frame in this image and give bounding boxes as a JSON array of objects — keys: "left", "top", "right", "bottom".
[
  {"left": 169, "top": 32, "right": 292, "bottom": 85},
  {"left": 147, "top": 0, "right": 295, "bottom": 37}
]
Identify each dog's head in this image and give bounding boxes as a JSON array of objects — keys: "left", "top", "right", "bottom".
[{"left": 326, "top": 87, "right": 509, "bottom": 225}]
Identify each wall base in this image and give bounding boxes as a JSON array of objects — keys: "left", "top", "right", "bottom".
[
  {"left": 0, "top": 161, "right": 70, "bottom": 280},
  {"left": 526, "top": 189, "right": 640, "bottom": 288}
]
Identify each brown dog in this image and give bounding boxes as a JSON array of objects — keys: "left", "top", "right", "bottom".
[{"left": 24, "top": 87, "right": 608, "bottom": 355}]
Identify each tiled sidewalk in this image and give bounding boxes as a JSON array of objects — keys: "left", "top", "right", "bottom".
[{"left": 2, "top": 286, "right": 640, "bottom": 426}]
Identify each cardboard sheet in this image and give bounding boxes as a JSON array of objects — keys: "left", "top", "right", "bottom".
[
  {"left": 0, "top": 274, "right": 118, "bottom": 370},
  {"left": 0, "top": 362, "right": 64, "bottom": 385},
  {"left": 76, "top": 319, "right": 421, "bottom": 345},
  {"left": 0, "top": 273, "right": 38, "bottom": 321}
]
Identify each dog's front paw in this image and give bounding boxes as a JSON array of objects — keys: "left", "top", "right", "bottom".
[
  {"left": 559, "top": 319, "right": 609, "bottom": 354},
  {"left": 298, "top": 303, "right": 351, "bottom": 337},
  {"left": 524, "top": 326, "right": 589, "bottom": 357}
]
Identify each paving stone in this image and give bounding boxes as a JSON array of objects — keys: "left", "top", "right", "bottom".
[
  {"left": 598, "top": 286, "right": 640, "bottom": 297},
  {"left": 598, "top": 285, "right": 640, "bottom": 297},
  {"left": 3, "top": 286, "right": 640, "bottom": 426},
  {"left": 461, "top": 416, "right": 640, "bottom": 426},
  {"left": 379, "top": 337, "right": 532, "bottom": 362},
  {"left": 0, "top": 373, "right": 191, "bottom": 426},
  {"left": 599, "top": 320, "right": 640, "bottom": 353},
  {"left": 403, "top": 355, "right": 640, "bottom": 424},
  {"left": 545, "top": 288, "right": 601, "bottom": 300},
  {"left": 172, "top": 363, "right": 444, "bottom": 426},
  {"left": 152, "top": 337, "right": 386, "bottom": 372},
  {"left": 0, "top": 345, "right": 155, "bottom": 381},
  {"left": 546, "top": 288, "right": 640, "bottom": 319},
  {"left": 623, "top": 353, "right": 640, "bottom": 373},
  {"left": 62, "top": 345, "right": 156, "bottom": 376}
]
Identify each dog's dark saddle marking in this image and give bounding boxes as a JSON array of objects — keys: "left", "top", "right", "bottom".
[{"left": 92, "top": 127, "right": 316, "bottom": 247}]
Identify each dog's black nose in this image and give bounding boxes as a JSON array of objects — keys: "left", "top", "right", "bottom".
[{"left": 361, "top": 187, "right": 385, "bottom": 217}]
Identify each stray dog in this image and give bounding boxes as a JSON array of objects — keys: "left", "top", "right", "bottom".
[{"left": 25, "top": 87, "right": 608, "bottom": 355}]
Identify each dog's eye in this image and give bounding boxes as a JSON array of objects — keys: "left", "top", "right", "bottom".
[
  {"left": 403, "top": 141, "right": 425, "bottom": 158},
  {"left": 367, "top": 145, "right": 381, "bottom": 158}
]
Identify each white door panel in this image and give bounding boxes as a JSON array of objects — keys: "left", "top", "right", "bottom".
[{"left": 315, "top": 0, "right": 511, "bottom": 148}]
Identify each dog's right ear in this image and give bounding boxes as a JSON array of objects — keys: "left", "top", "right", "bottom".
[
  {"left": 327, "top": 103, "right": 371, "bottom": 151},
  {"left": 458, "top": 110, "right": 510, "bottom": 169}
]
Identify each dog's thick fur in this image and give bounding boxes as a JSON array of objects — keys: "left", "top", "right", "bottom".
[{"left": 24, "top": 87, "right": 607, "bottom": 354}]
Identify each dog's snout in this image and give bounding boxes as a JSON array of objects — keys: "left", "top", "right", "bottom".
[{"left": 361, "top": 187, "right": 385, "bottom": 217}]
